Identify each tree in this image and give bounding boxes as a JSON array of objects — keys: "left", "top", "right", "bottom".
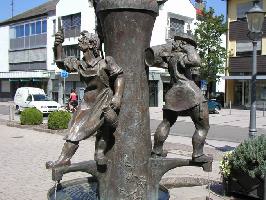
[{"left": 194, "top": 7, "right": 227, "bottom": 97}]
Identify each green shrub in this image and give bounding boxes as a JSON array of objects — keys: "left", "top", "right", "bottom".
[
  {"left": 48, "top": 111, "right": 71, "bottom": 130},
  {"left": 20, "top": 108, "right": 43, "bottom": 125},
  {"left": 220, "top": 135, "right": 266, "bottom": 178}
]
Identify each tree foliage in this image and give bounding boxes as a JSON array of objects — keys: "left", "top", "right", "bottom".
[{"left": 194, "top": 7, "right": 227, "bottom": 95}]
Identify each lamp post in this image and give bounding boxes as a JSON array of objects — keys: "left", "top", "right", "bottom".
[{"left": 246, "top": 0, "right": 266, "bottom": 138}]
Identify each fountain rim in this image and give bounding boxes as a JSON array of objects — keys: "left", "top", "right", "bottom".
[{"left": 95, "top": 1, "right": 159, "bottom": 14}]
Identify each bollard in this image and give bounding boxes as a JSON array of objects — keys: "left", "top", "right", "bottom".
[
  {"left": 263, "top": 102, "right": 265, "bottom": 117},
  {"left": 9, "top": 105, "right": 12, "bottom": 121},
  {"left": 9, "top": 105, "right": 15, "bottom": 121},
  {"left": 229, "top": 101, "right": 232, "bottom": 115},
  {"left": 12, "top": 105, "right": 15, "bottom": 121}
]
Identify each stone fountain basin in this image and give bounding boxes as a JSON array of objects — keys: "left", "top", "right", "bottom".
[{"left": 48, "top": 177, "right": 170, "bottom": 200}]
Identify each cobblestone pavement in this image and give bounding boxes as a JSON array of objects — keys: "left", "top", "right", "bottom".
[
  {"left": 0, "top": 124, "right": 95, "bottom": 200},
  {"left": 0, "top": 123, "right": 235, "bottom": 200}
]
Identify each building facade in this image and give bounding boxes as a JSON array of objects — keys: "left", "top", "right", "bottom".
[
  {"left": 149, "top": 0, "right": 197, "bottom": 107},
  {"left": 0, "top": 1, "right": 59, "bottom": 101},
  {"left": 226, "top": 0, "right": 266, "bottom": 108},
  {"left": 0, "top": 0, "right": 197, "bottom": 107}
]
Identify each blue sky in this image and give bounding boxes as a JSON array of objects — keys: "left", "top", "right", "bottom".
[
  {"left": 0, "top": 0, "right": 47, "bottom": 21},
  {"left": 0, "top": 0, "right": 227, "bottom": 21}
]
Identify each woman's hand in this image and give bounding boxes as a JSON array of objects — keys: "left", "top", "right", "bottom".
[{"left": 110, "top": 95, "right": 122, "bottom": 111}]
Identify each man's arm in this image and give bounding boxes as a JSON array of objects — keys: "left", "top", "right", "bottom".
[
  {"left": 110, "top": 73, "right": 125, "bottom": 111},
  {"left": 105, "top": 56, "right": 125, "bottom": 111}
]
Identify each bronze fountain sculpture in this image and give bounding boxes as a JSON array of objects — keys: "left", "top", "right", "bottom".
[
  {"left": 148, "top": 33, "right": 212, "bottom": 163},
  {"left": 46, "top": 0, "right": 213, "bottom": 199},
  {"left": 46, "top": 30, "right": 125, "bottom": 169}
]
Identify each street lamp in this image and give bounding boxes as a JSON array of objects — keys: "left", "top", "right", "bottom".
[{"left": 246, "top": 0, "right": 266, "bottom": 138}]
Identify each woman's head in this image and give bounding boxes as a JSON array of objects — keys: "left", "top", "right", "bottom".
[{"left": 71, "top": 89, "right": 76, "bottom": 93}]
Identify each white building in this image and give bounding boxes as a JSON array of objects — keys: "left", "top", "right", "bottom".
[
  {"left": 149, "top": 0, "right": 197, "bottom": 107},
  {"left": 0, "top": 0, "right": 59, "bottom": 101},
  {"left": 0, "top": 0, "right": 197, "bottom": 107}
]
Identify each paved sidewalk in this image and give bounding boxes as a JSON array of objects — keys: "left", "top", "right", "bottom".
[
  {"left": 0, "top": 102, "right": 256, "bottom": 199},
  {"left": 0, "top": 122, "right": 237, "bottom": 200}
]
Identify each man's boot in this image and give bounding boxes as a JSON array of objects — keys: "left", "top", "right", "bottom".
[
  {"left": 151, "top": 120, "right": 170, "bottom": 157},
  {"left": 95, "top": 139, "right": 107, "bottom": 165},
  {"left": 192, "top": 132, "right": 212, "bottom": 163},
  {"left": 46, "top": 142, "right": 79, "bottom": 169}
]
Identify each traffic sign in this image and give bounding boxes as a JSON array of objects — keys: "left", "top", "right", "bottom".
[{"left": 60, "top": 70, "right": 69, "bottom": 78}]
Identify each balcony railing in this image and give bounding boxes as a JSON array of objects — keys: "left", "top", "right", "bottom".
[{"left": 10, "top": 34, "right": 47, "bottom": 51}]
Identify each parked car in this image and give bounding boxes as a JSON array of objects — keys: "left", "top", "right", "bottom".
[
  {"left": 208, "top": 99, "right": 222, "bottom": 114},
  {"left": 14, "top": 87, "right": 61, "bottom": 114},
  {"left": 210, "top": 92, "right": 224, "bottom": 107}
]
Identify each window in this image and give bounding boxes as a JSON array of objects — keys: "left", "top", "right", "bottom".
[
  {"left": 15, "top": 24, "right": 24, "bottom": 38},
  {"left": 26, "top": 95, "right": 32, "bottom": 101},
  {"left": 236, "top": 40, "right": 262, "bottom": 56},
  {"left": 30, "top": 23, "right": 36, "bottom": 35},
  {"left": 10, "top": 19, "right": 47, "bottom": 38},
  {"left": 63, "top": 45, "right": 80, "bottom": 58},
  {"left": 1, "top": 80, "right": 10, "bottom": 93},
  {"left": 237, "top": 1, "right": 263, "bottom": 20},
  {"left": 168, "top": 18, "right": 184, "bottom": 39},
  {"left": 15, "top": 26, "right": 20, "bottom": 37},
  {"left": 42, "top": 20, "right": 47, "bottom": 33},
  {"left": 33, "top": 94, "right": 48, "bottom": 101},
  {"left": 25, "top": 24, "right": 30, "bottom": 36},
  {"left": 36, "top": 21, "right": 42, "bottom": 34},
  {"left": 62, "top": 13, "right": 81, "bottom": 29},
  {"left": 19, "top": 25, "right": 24, "bottom": 37}
]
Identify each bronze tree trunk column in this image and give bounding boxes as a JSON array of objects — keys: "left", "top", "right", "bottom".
[{"left": 96, "top": 1, "right": 159, "bottom": 199}]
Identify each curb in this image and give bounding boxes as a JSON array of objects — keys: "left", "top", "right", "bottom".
[
  {"left": 161, "top": 177, "right": 219, "bottom": 188},
  {"left": 6, "top": 121, "right": 67, "bottom": 135}
]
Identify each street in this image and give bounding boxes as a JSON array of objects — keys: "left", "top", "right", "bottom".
[
  {"left": 150, "top": 119, "right": 266, "bottom": 143},
  {"left": 1, "top": 104, "right": 266, "bottom": 143}
]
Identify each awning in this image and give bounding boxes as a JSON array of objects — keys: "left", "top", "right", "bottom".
[
  {"left": 0, "top": 71, "right": 51, "bottom": 79},
  {"left": 222, "top": 76, "right": 266, "bottom": 80}
]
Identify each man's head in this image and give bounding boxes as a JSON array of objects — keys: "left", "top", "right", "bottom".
[{"left": 78, "top": 31, "right": 100, "bottom": 52}]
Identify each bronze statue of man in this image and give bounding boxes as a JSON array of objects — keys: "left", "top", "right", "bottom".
[
  {"left": 46, "top": 30, "right": 125, "bottom": 169},
  {"left": 151, "top": 33, "right": 211, "bottom": 163}
]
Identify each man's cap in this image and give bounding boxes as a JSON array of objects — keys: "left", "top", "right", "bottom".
[{"left": 174, "top": 33, "right": 197, "bottom": 47}]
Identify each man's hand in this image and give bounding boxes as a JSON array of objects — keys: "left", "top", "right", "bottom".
[
  {"left": 54, "top": 30, "right": 64, "bottom": 46},
  {"left": 110, "top": 95, "right": 122, "bottom": 111},
  {"left": 64, "top": 57, "right": 80, "bottom": 72}
]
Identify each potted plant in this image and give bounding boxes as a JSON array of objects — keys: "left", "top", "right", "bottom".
[{"left": 220, "top": 135, "right": 266, "bottom": 199}]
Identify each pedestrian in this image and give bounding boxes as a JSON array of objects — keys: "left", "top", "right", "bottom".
[{"left": 68, "top": 89, "right": 78, "bottom": 111}]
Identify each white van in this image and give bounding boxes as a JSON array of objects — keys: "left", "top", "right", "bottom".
[{"left": 14, "top": 87, "right": 61, "bottom": 114}]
